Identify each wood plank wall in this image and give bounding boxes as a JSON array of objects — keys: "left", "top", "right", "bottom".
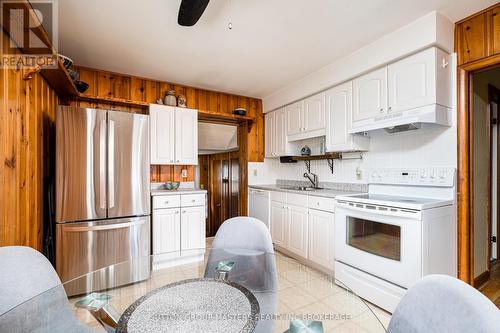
[
  {"left": 70, "top": 66, "right": 264, "bottom": 183},
  {"left": 0, "top": 30, "right": 59, "bottom": 251}
]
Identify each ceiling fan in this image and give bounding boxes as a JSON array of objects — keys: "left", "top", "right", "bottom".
[{"left": 178, "top": 0, "right": 211, "bottom": 26}]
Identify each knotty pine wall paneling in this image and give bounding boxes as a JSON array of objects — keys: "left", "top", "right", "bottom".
[
  {"left": 71, "top": 66, "right": 265, "bottom": 164},
  {"left": 1, "top": 30, "right": 59, "bottom": 251}
]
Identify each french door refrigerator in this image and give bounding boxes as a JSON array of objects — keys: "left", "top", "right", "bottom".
[{"left": 55, "top": 106, "right": 150, "bottom": 295}]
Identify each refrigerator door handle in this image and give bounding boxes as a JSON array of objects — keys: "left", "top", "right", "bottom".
[
  {"left": 63, "top": 219, "right": 147, "bottom": 232},
  {"left": 99, "top": 120, "right": 106, "bottom": 210},
  {"left": 108, "top": 119, "right": 115, "bottom": 209}
]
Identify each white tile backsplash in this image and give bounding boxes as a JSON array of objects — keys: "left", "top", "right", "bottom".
[{"left": 249, "top": 121, "right": 457, "bottom": 186}]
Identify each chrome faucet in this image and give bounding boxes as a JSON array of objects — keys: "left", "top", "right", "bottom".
[{"left": 303, "top": 172, "right": 319, "bottom": 188}]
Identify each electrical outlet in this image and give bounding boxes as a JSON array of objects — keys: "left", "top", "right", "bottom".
[
  {"left": 356, "top": 167, "right": 362, "bottom": 180},
  {"left": 181, "top": 169, "right": 188, "bottom": 178},
  {"left": 253, "top": 169, "right": 258, "bottom": 177}
]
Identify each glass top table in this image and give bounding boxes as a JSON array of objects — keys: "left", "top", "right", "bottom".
[{"left": 0, "top": 248, "right": 388, "bottom": 333}]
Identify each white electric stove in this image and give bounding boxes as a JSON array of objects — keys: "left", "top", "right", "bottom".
[{"left": 334, "top": 167, "right": 457, "bottom": 313}]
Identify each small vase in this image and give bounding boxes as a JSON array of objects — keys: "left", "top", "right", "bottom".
[{"left": 164, "top": 90, "right": 177, "bottom": 106}]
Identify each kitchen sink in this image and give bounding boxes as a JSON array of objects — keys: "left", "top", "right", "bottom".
[{"left": 279, "top": 186, "right": 323, "bottom": 191}]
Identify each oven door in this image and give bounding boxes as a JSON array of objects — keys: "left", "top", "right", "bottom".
[{"left": 334, "top": 202, "right": 422, "bottom": 288}]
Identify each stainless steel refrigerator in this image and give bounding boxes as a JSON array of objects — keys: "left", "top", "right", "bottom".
[{"left": 55, "top": 106, "right": 150, "bottom": 295}]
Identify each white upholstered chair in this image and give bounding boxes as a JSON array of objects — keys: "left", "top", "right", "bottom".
[
  {"left": 0, "top": 246, "right": 96, "bottom": 333},
  {"left": 204, "top": 216, "right": 277, "bottom": 333},
  {"left": 388, "top": 274, "right": 500, "bottom": 333}
]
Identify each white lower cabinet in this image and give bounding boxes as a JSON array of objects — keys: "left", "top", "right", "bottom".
[
  {"left": 308, "top": 209, "right": 334, "bottom": 270},
  {"left": 153, "top": 208, "right": 181, "bottom": 254},
  {"left": 180, "top": 206, "right": 206, "bottom": 251},
  {"left": 152, "top": 193, "right": 206, "bottom": 269},
  {"left": 287, "top": 205, "right": 309, "bottom": 258},
  {"left": 271, "top": 201, "right": 287, "bottom": 247},
  {"left": 269, "top": 191, "right": 335, "bottom": 271}
]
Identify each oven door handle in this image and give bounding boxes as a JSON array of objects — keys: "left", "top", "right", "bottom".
[{"left": 335, "top": 201, "right": 421, "bottom": 220}]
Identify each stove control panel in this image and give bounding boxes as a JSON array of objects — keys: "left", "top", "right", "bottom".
[{"left": 368, "top": 168, "right": 455, "bottom": 187}]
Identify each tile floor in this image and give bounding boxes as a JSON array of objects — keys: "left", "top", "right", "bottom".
[
  {"left": 479, "top": 261, "right": 500, "bottom": 308},
  {"left": 71, "top": 238, "right": 391, "bottom": 332}
]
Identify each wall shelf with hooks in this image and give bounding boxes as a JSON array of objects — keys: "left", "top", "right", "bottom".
[{"left": 292, "top": 152, "right": 363, "bottom": 174}]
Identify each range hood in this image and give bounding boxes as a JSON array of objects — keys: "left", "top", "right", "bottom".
[
  {"left": 198, "top": 122, "right": 238, "bottom": 154},
  {"left": 349, "top": 104, "right": 452, "bottom": 134}
]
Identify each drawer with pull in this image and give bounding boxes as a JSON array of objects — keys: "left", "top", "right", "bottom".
[
  {"left": 153, "top": 195, "right": 181, "bottom": 209},
  {"left": 308, "top": 196, "right": 335, "bottom": 213},
  {"left": 181, "top": 194, "right": 206, "bottom": 207}
]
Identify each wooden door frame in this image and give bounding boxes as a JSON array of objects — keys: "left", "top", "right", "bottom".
[
  {"left": 491, "top": 84, "right": 500, "bottom": 262},
  {"left": 457, "top": 54, "right": 500, "bottom": 285}
]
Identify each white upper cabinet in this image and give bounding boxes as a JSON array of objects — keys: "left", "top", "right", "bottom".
[
  {"left": 303, "top": 92, "right": 326, "bottom": 132},
  {"left": 286, "top": 101, "right": 303, "bottom": 136},
  {"left": 325, "top": 82, "right": 369, "bottom": 152},
  {"left": 174, "top": 108, "right": 198, "bottom": 165},
  {"left": 286, "top": 93, "right": 326, "bottom": 141},
  {"left": 150, "top": 104, "right": 198, "bottom": 165},
  {"left": 265, "top": 112, "right": 274, "bottom": 158},
  {"left": 274, "top": 108, "right": 288, "bottom": 156},
  {"left": 353, "top": 67, "right": 388, "bottom": 122},
  {"left": 265, "top": 108, "right": 294, "bottom": 158},
  {"left": 150, "top": 104, "right": 175, "bottom": 164},
  {"left": 351, "top": 47, "right": 452, "bottom": 133},
  {"left": 388, "top": 47, "right": 450, "bottom": 113}
]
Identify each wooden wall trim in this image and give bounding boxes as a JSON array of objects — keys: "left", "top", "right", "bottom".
[
  {"left": 70, "top": 66, "right": 265, "bottom": 163},
  {"left": 456, "top": 2, "right": 500, "bottom": 283},
  {"left": 1, "top": 29, "right": 59, "bottom": 251}
]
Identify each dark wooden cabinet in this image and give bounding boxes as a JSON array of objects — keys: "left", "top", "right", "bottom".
[
  {"left": 490, "top": 7, "right": 500, "bottom": 56},
  {"left": 199, "top": 152, "right": 241, "bottom": 237},
  {"left": 457, "top": 12, "right": 488, "bottom": 65},
  {"left": 456, "top": 3, "right": 500, "bottom": 66}
]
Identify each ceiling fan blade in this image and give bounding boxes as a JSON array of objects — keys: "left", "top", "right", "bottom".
[{"left": 178, "top": 0, "right": 210, "bottom": 26}]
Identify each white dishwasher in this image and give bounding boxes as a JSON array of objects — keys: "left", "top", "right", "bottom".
[{"left": 248, "top": 188, "right": 270, "bottom": 229}]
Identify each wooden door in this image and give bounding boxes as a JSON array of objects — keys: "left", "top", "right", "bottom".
[
  {"left": 174, "top": 107, "right": 198, "bottom": 165},
  {"left": 230, "top": 157, "right": 240, "bottom": 218},
  {"left": 388, "top": 48, "right": 436, "bottom": 113},
  {"left": 287, "top": 101, "right": 304, "bottom": 135},
  {"left": 180, "top": 206, "right": 206, "bottom": 251},
  {"left": 152, "top": 208, "right": 180, "bottom": 254},
  {"left": 353, "top": 67, "right": 388, "bottom": 121},
  {"left": 150, "top": 104, "right": 175, "bottom": 164},
  {"left": 271, "top": 201, "right": 287, "bottom": 247},
  {"left": 211, "top": 158, "right": 224, "bottom": 236},
  {"left": 303, "top": 92, "right": 326, "bottom": 132},
  {"left": 308, "top": 209, "right": 334, "bottom": 270},
  {"left": 287, "top": 205, "right": 308, "bottom": 258}
]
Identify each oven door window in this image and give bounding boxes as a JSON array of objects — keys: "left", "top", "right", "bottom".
[{"left": 347, "top": 217, "right": 401, "bottom": 261}]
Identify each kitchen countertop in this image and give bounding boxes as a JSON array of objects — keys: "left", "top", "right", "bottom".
[
  {"left": 248, "top": 184, "right": 363, "bottom": 199},
  {"left": 151, "top": 188, "right": 207, "bottom": 196}
]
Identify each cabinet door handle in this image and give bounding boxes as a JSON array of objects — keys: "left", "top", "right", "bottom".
[
  {"left": 170, "top": 160, "right": 174, "bottom": 163},
  {"left": 379, "top": 108, "right": 384, "bottom": 113},
  {"left": 388, "top": 106, "right": 392, "bottom": 111},
  {"left": 165, "top": 201, "right": 169, "bottom": 205},
  {"left": 182, "top": 210, "right": 186, "bottom": 213},
  {"left": 175, "top": 210, "right": 179, "bottom": 214},
  {"left": 192, "top": 199, "right": 196, "bottom": 202},
  {"left": 176, "top": 160, "right": 180, "bottom": 163}
]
